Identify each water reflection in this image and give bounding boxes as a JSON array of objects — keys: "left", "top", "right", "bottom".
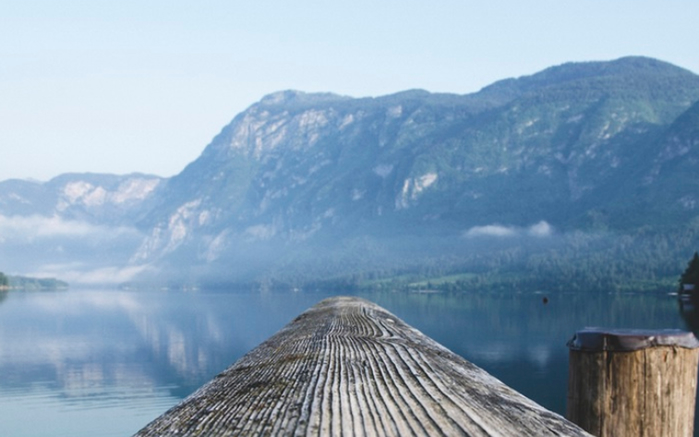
[{"left": 0, "top": 289, "right": 688, "bottom": 436}]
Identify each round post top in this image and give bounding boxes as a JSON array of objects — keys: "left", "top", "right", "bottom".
[{"left": 568, "top": 328, "right": 699, "bottom": 352}]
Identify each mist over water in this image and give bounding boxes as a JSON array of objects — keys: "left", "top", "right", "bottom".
[{"left": 0, "top": 288, "right": 690, "bottom": 436}]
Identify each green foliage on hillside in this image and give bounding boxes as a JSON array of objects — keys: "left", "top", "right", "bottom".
[
  {"left": 679, "top": 252, "right": 699, "bottom": 289},
  {"left": 0, "top": 272, "right": 8, "bottom": 288},
  {"left": 180, "top": 221, "right": 699, "bottom": 295},
  {"left": 5, "top": 275, "right": 68, "bottom": 290},
  {"left": 155, "top": 225, "right": 690, "bottom": 295},
  {"left": 157, "top": 56, "right": 699, "bottom": 245}
]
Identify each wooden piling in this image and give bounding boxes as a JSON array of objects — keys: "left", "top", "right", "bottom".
[
  {"left": 567, "top": 328, "right": 699, "bottom": 437},
  {"left": 135, "top": 296, "right": 590, "bottom": 436}
]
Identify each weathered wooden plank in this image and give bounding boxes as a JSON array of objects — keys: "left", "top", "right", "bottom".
[{"left": 135, "top": 296, "right": 590, "bottom": 436}]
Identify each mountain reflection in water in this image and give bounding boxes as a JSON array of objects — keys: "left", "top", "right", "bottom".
[{"left": 0, "top": 289, "right": 689, "bottom": 437}]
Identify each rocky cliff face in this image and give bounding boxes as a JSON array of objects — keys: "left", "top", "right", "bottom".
[
  {"left": 3, "top": 57, "right": 699, "bottom": 285},
  {"left": 0, "top": 173, "right": 163, "bottom": 225}
]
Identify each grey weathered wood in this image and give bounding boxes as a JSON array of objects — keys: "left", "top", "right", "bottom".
[
  {"left": 135, "top": 296, "right": 591, "bottom": 436},
  {"left": 567, "top": 329, "right": 699, "bottom": 437}
]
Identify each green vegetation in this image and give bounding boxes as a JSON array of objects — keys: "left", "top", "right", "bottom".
[
  {"left": 9, "top": 276, "right": 69, "bottom": 290},
  {"left": 184, "top": 222, "right": 699, "bottom": 295},
  {"left": 403, "top": 227, "right": 695, "bottom": 294},
  {"left": 0, "top": 273, "right": 68, "bottom": 291},
  {"left": 678, "top": 252, "right": 699, "bottom": 291}
]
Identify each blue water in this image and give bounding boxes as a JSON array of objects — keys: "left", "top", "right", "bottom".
[{"left": 0, "top": 288, "right": 690, "bottom": 436}]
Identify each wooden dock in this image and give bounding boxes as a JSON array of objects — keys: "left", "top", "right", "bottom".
[{"left": 135, "top": 296, "right": 590, "bottom": 436}]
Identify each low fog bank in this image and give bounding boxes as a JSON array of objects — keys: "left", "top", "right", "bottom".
[
  {"left": 0, "top": 214, "right": 146, "bottom": 286},
  {"left": 128, "top": 219, "right": 695, "bottom": 293}
]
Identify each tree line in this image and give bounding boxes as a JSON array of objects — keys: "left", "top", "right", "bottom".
[{"left": 253, "top": 224, "right": 699, "bottom": 294}]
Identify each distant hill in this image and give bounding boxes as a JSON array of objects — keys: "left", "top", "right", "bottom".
[
  {"left": 8, "top": 275, "right": 68, "bottom": 290},
  {"left": 2, "top": 56, "right": 699, "bottom": 290},
  {"left": 0, "top": 271, "right": 68, "bottom": 291}
]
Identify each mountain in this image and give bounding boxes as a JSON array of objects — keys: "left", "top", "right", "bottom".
[
  {"left": 631, "top": 100, "right": 699, "bottom": 225},
  {"left": 0, "top": 174, "right": 162, "bottom": 283},
  {"left": 3, "top": 56, "right": 699, "bottom": 289},
  {"left": 0, "top": 173, "right": 163, "bottom": 225}
]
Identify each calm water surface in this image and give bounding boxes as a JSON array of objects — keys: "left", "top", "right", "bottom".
[{"left": 0, "top": 288, "right": 691, "bottom": 436}]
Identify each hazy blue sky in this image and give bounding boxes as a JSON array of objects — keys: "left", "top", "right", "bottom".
[{"left": 2, "top": 0, "right": 698, "bottom": 181}]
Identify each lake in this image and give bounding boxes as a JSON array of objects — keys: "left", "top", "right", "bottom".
[{"left": 0, "top": 288, "right": 693, "bottom": 436}]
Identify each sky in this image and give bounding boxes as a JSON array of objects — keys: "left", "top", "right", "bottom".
[{"left": 2, "top": 0, "right": 698, "bottom": 182}]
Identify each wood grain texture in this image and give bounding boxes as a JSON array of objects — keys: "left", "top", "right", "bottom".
[
  {"left": 135, "top": 296, "right": 590, "bottom": 436},
  {"left": 567, "top": 346, "right": 699, "bottom": 437}
]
